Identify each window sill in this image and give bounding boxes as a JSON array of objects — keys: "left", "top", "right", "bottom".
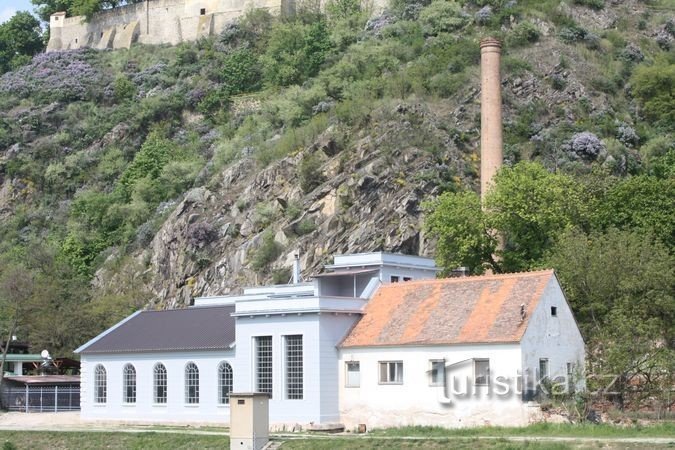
[
  {"left": 216, "top": 404, "right": 231, "bottom": 408},
  {"left": 122, "top": 403, "right": 136, "bottom": 407},
  {"left": 345, "top": 385, "right": 360, "bottom": 388},
  {"left": 184, "top": 404, "right": 200, "bottom": 407},
  {"left": 378, "top": 382, "right": 403, "bottom": 385},
  {"left": 92, "top": 403, "right": 107, "bottom": 407},
  {"left": 152, "top": 403, "right": 168, "bottom": 407}
]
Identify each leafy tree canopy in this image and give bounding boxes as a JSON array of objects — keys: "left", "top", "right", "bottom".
[{"left": 0, "top": 11, "right": 43, "bottom": 74}]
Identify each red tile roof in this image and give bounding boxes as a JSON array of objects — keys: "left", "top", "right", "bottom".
[{"left": 340, "top": 270, "right": 555, "bottom": 348}]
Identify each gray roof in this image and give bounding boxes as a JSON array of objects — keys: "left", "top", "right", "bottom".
[{"left": 79, "top": 305, "right": 235, "bottom": 354}]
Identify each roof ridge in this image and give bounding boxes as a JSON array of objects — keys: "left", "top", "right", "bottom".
[
  {"left": 378, "top": 269, "right": 555, "bottom": 289},
  {"left": 141, "top": 304, "right": 234, "bottom": 314}
]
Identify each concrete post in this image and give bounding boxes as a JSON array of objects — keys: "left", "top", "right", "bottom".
[{"left": 479, "top": 38, "right": 503, "bottom": 202}]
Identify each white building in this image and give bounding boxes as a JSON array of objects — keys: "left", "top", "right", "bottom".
[{"left": 76, "top": 252, "right": 585, "bottom": 428}]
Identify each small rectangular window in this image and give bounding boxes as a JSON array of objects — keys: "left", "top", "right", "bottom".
[
  {"left": 474, "top": 359, "right": 489, "bottom": 385},
  {"left": 200, "top": 8, "right": 206, "bottom": 15},
  {"left": 345, "top": 361, "right": 360, "bottom": 388},
  {"left": 403, "top": 277, "right": 412, "bottom": 282},
  {"left": 390, "top": 276, "right": 400, "bottom": 283},
  {"left": 430, "top": 360, "right": 445, "bottom": 386},
  {"left": 379, "top": 361, "right": 403, "bottom": 384},
  {"left": 551, "top": 306, "right": 557, "bottom": 317},
  {"left": 539, "top": 358, "right": 549, "bottom": 381}
]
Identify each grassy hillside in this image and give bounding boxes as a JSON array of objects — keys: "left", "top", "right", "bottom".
[{"left": 0, "top": 0, "right": 672, "bottom": 411}]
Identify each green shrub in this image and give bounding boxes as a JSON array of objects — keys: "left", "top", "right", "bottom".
[
  {"left": 296, "top": 218, "right": 317, "bottom": 235},
  {"left": 175, "top": 44, "right": 198, "bottom": 66},
  {"left": 260, "top": 20, "right": 332, "bottom": 87},
  {"left": 630, "top": 60, "right": 675, "bottom": 130},
  {"left": 197, "top": 88, "right": 230, "bottom": 115},
  {"left": 508, "top": 21, "right": 540, "bottom": 47},
  {"left": 572, "top": 0, "right": 604, "bottom": 10},
  {"left": 299, "top": 152, "right": 326, "bottom": 193},
  {"left": 221, "top": 48, "right": 261, "bottom": 94},
  {"left": 250, "top": 230, "right": 282, "bottom": 272},
  {"left": 419, "top": 1, "right": 470, "bottom": 36},
  {"left": 113, "top": 75, "right": 136, "bottom": 102}
]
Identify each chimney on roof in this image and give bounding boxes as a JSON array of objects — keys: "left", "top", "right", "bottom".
[
  {"left": 479, "top": 37, "right": 503, "bottom": 203},
  {"left": 292, "top": 251, "right": 301, "bottom": 284}
]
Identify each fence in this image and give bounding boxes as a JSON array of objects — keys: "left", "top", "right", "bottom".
[{"left": 1, "top": 385, "right": 80, "bottom": 412}]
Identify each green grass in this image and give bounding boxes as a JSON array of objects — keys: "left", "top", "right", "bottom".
[
  {"left": 369, "top": 422, "right": 675, "bottom": 438},
  {"left": 282, "top": 438, "right": 574, "bottom": 449},
  {"left": 0, "top": 431, "right": 229, "bottom": 450}
]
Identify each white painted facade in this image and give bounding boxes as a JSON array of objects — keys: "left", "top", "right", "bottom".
[
  {"left": 80, "top": 350, "right": 234, "bottom": 423},
  {"left": 78, "top": 252, "right": 440, "bottom": 426},
  {"left": 76, "top": 253, "right": 585, "bottom": 429},
  {"left": 338, "top": 276, "right": 586, "bottom": 428}
]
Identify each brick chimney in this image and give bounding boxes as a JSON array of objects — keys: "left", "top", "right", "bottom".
[{"left": 479, "top": 38, "right": 503, "bottom": 202}]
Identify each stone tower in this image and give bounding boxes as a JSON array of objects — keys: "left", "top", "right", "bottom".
[{"left": 479, "top": 37, "right": 503, "bottom": 202}]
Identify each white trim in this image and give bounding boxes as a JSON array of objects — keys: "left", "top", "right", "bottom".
[{"left": 75, "top": 310, "right": 143, "bottom": 354}]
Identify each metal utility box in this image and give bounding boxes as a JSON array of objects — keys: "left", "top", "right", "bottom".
[{"left": 229, "top": 392, "right": 270, "bottom": 450}]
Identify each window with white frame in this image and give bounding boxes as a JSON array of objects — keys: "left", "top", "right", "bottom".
[
  {"left": 430, "top": 360, "right": 445, "bottom": 386},
  {"left": 474, "top": 359, "right": 490, "bottom": 385},
  {"left": 255, "top": 336, "right": 273, "bottom": 397},
  {"left": 345, "top": 361, "right": 360, "bottom": 387},
  {"left": 123, "top": 364, "right": 136, "bottom": 403},
  {"left": 185, "top": 362, "right": 199, "bottom": 404},
  {"left": 154, "top": 363, "right": 167, "bottom": 404},
  {"left": 379, "top": 361, "right": 403, "bottom": 384},
  {"left": 285, "top": 335, "right": 303, "bottom": 399},
  {"left": 218, "top": 362, "right": 233, "bottom": 405},
  {"left": 94, "top": 364, "right": 107, "bottom": 403}
]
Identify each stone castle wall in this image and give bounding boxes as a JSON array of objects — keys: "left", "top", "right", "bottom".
[{"left": 46, "top": 0, "right": 291, "bottom": 52}]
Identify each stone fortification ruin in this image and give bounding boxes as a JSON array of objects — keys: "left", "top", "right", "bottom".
[{"left": 47, "top": 0, "right": 294, "bottom": 52}]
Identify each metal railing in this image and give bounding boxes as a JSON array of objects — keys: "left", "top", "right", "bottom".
[{"left": 1, "top": 385, "right": 80, "bottom": 412}]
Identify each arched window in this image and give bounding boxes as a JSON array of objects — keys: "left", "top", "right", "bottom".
[
  {"left": 185, "top": 362, "right": 199, "bottom": 404},
  {"left": 154, "top": 363, "right": 167, "bottom": 404},
  {"left": 123, "top": 364, "right": 136, "bottom": 403},
  {"left": 94, "top": 365, "right": 107, "bottom": 404},
  {"left": 218, "top": 362, "right": 233, "bottom": 405}
]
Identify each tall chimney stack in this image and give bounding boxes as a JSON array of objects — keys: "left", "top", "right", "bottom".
[{"left": 479, "top": 38, "right": 503, "bottom": 202}]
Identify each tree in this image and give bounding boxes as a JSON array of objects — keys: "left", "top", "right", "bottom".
[
  {"left": 544, "top": 228, "right": 674, "bottom": 408},
  {"left": 424, "top": 191, "right": 497, "bottom": 275},
  {"left": 487, "top": 162, "right": 590, "bottom": 270},
  {"left": 425, "top": 162, "right": 589, "bottom": 274},
  {"left": 592, "top": 175, "right": 675, "bottom": 250},
  {"left": 0, "top": 11, "right": 44, "bottom": 74},
  {"left": 0, "top": 265, "right": 35, "bottom": 396}
]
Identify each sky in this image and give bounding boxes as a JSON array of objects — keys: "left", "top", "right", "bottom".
[{"left": 1, "top": 0, "right": 36, "bottom": 23}]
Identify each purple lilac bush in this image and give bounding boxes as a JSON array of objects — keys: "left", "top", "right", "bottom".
[{"left": 0, "top": 49, "right": 107, "bottom": 102}]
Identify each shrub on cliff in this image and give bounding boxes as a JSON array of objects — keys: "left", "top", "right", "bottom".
[
  {"left": 260, "top": 20, "right": 332, "bottom": 87},
  {"left": 0, "top": 49, "right": 105, "bottom": 102}
]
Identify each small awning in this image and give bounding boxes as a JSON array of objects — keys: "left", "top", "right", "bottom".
[
  {"left": 3, "top": 354, "right": 43, "bottom": 363},
  {"left": 313, "top": 268, "right": 379, "bottom": 278},
  {"left": 3, "top": 375, "right": 80, "bottom": 385}
]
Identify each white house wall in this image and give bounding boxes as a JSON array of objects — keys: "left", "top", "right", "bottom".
[
  {"left": 338, "top": 344, "right": 539, "bottom": 429},
  {"left": 233, "top": 313, "right": 359, "bottom": 426},
  {"left": 81, "top": 350, "right": 234, "bottom": 423},
  {"left": 520, "top": 277, "right": 586, "bottom": 395}
]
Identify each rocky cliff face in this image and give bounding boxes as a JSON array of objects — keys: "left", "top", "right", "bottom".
[{"left": 98, "top": 101, "right": 471, "bottom": 308}]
